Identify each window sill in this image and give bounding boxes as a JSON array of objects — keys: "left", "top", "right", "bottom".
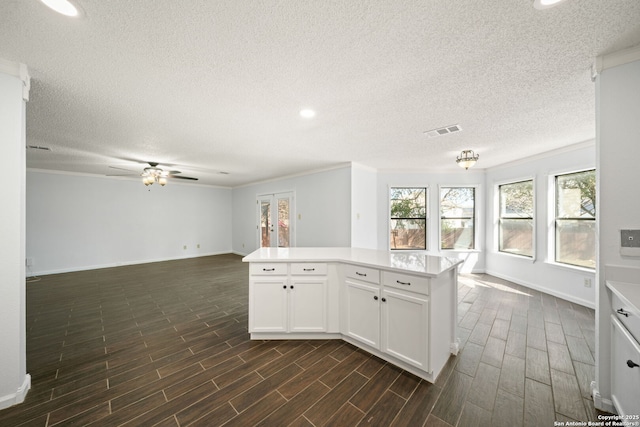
[
  {"left": 439, "top": 249, "right": 482, "bottom": 254},
  {"left": 493, "top": 251, "right": 535, "bottom": 263},
  {"left": 544, "top": 260, "right": 595, "bottom": 274}
]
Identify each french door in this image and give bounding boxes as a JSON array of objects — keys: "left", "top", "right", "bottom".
[{"left": 257, "top": 192, "right": 295, "bottom": 248}]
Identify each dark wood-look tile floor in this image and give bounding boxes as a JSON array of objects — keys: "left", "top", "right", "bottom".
[{"left": 0, "top": 254, "right": 604, "bottom": 426}]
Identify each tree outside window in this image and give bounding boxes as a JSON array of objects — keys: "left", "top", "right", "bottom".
[
  {"left": 555, "top": 170, "right": 596, "bottom": 269},
  {"left": 499, "top": 180, "right": 534, "bottom": 257},
  {"left": 390, "top": 187, "right": 426, "bottom": 250},
  {"left": 441, "top": 187, "right": 475, "bottom": 250}
]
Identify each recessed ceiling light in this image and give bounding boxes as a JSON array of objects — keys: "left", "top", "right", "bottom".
[
  {"left": 533, "top": 0, "right": 568, "bottom": 10},
  {"left": 40, "top": 0, "right": 79, "bottom": 17},
  {"left": 299, "top": 109, "right": 316, "bottom": 119}
]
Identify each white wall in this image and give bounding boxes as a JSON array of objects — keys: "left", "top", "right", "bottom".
[
  {"left": 351, "top": 163, "right": 378, "bottom": 249},
  {"left": 26, "top": 171, "right": 233, "bottom": 275},
  {"left": 0, "top": 62, "right": 30, "bottom": 409},
  {"left": 594, "top": 54, "right": 640, "bottom": 410},
  {"left": 375, "top": 169, "right": 486, "bottom": 273},
  {"left": 232, "top": 166, "right": 352, "bottom": 255},
  {"left": 485, "top": 143, "right": 596, "bottom": 308}
]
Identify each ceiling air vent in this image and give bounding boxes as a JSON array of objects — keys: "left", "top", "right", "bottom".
[
  {"left": 423, "top": 124, "right": 462, "bottom": 138},
  {"left": 27, "top": 145, "right": 52, "bottom": 151}
]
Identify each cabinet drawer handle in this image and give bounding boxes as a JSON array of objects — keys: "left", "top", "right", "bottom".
[
  {"left": 396, "top": 280, "right": 411, "bottom": 286},
  {"left": 381, "top": 297, "right": 386, "bottom": 302},
  {"left": 373, "top": 296, "right": 378, "bottom": 300},
  {"left": 263, "top": 268, "right": 276, "bottom": 272},
  {"left": 356, "top": 272, "right": 367, "bottom": 277},
  {"left": 617, "top": 308, "right": 630, "bottom": 317},
  {"left": 303, "top": 268, "right": 315, "bottom": 272},
  {"left": 283, "top": 285, "right": 286, "bottom": 289},
  {"left": 290, "top": 285, "right": 294, "bottom": 289},
  {"left": 627, "top": 360, "right": 639, "bottom": 369}
]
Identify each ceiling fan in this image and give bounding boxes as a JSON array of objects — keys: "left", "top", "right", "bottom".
[{"left": 108, "top": 162, "right": 198, "bottom": 186}]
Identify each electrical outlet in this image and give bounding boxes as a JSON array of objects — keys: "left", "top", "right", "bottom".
[
  {"left": 584, "top": 278, "right": 592, "bottom": 288},
  {"left": 26, "top": 258, "right": 34, "bottom": 267},
  {"left": 197, "top": 244, "right": 200, "bottom": 249},
  {"left": 183, "top": 245, "right": 187, "bottom": 250}
]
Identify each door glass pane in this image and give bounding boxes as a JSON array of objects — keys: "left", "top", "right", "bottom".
[
  {"left": 260, "top": 200, "right": 271, "bottom": 248},
  {"left": 277, "top": 198, "right": 289, "bottom": 247}
]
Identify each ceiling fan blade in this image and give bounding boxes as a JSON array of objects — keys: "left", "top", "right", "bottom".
[
  {"left": 167, "top": 170, "right": 182, "bottom": 175},
  {"left": 106, "top": 173, "right": 140, "bottom": 177},
  {"left": 171, "top": 175, "right": 198, "bottom": 181},
  {"left": 109, "top": 166, "right": 138, "bottom": 173}
]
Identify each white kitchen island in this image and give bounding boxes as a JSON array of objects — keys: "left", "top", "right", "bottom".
[{"left": 242, "top": 247, "right": 463, "bottom": 383}]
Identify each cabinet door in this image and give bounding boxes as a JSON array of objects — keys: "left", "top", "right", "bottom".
[
  {"left": 381, "top": 288, "right": 429, "bottom": 371},
  {"left": 249, "top": 279, "right": 288, "bottom": 332},
  {"left": 289, "top": 278, "right": 327, "bottom": 332},
  {"left": 611, "top": 316, "right": 640, "bottom": 417},
  {"left": 344, "top": 280, "right": 380, "bottom": 348}
]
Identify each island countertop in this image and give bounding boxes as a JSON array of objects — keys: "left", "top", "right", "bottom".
[{"left": 242, "top": 247, "right": 463, "bottom": 278}]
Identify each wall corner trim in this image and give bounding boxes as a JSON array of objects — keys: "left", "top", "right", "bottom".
[
  {"left": 0, "top": 58, "right": 30, "bottom": 101},
  {"left": 593, "top": 44, "right": 640, "bottom": 78},
  {"left": 0, "top": 374, "right": 31, "bottom": 411}
]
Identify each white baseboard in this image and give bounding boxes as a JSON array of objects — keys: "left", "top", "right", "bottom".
[
  {"left": 27, "top": 251, "right": 235, "bottom": 277},
  {"left": 591, "top": 381, "right": 616, "bottom": 414},
  {"left": 232, "top": 250, "right": 251, "bottom": 257},
  {"left": 0, "top": 374, "right": 31, "bottom": 411},
  {"left": 485, "top": 269, "right": 595, "bottom": 309}
]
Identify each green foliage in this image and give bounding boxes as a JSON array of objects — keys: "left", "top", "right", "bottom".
[
  {"left": 557, "top": 170, "right": 596, "bottom": 218},
  {"left": 500, "top": 180, "right": 533, "bottom": 218}
]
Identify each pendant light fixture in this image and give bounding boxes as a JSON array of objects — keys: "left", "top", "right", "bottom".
[{"left": 456, "top": 150, "right": 479, "bottom": 170}]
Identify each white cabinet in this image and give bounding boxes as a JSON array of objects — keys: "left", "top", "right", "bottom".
[
  {"left": 381, "top": 288, "right": 429, "bottom": 370},
  {"left": 289, "top": 277, "right": 327, "bottom": 332},
  {"left": 244, "top": 250, "right": 461, "bottom": 383},
  {"left": 342, "top": 266, "right": 431, "bottom": 372},
  {"left": 344, "top": 279, "right": 380, "bottom": 347},
  {"left": 611, "top": 316, "right": 640, "bottom": 416},
  {"left": 249, "top": 263, "right": 327, "bottom": 334},
  {"left": 250, "top": 278, "right": 288, "bottom": 332}
]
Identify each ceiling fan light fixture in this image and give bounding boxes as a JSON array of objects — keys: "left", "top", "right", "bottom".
[
  {"left": 40, "top": 0, "right": 79, "bottom": 16},
  {"left": 456, "top": 150, "right": 479, "bottom": 170},
  {"left": 158, "top": 177, "right": 167, "bottom": 186}
]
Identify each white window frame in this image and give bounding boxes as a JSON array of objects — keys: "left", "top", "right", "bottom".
[
  {"left": 388, "top": 186, "right": 429, "bottom": 251},
  {"left": 495, "top": 177, "right": 536, "bottom": 260},
  {"left": 547, "top": 168, "right": 596, "bottom": 271},
  {"left": 438, "top": 185, "right": 480, "bottom": 252}
]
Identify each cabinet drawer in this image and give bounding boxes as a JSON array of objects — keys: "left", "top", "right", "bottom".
[
  {"left": 343, "top": 264, "right": 380, "bottom": 284},
  {"left": 383, "top": 271, "right": 429, "bottom": 295},
  {"left": 250, "top": 263, "right": 287, "bottom": 275},
  {"left": 291, "top": 263, "right": 327, "bottom": 275},
  {"left": 611, "top": 291, "right": 640, "bottom": 342}
]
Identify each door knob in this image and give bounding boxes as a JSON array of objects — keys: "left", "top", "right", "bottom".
[{"left": 627, "top": 360, "right": 639, "bottom": 368}]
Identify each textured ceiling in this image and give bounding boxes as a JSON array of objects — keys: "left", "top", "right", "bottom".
[{"left": 1, "top": 0, "right": 639, "bottom": 187}]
